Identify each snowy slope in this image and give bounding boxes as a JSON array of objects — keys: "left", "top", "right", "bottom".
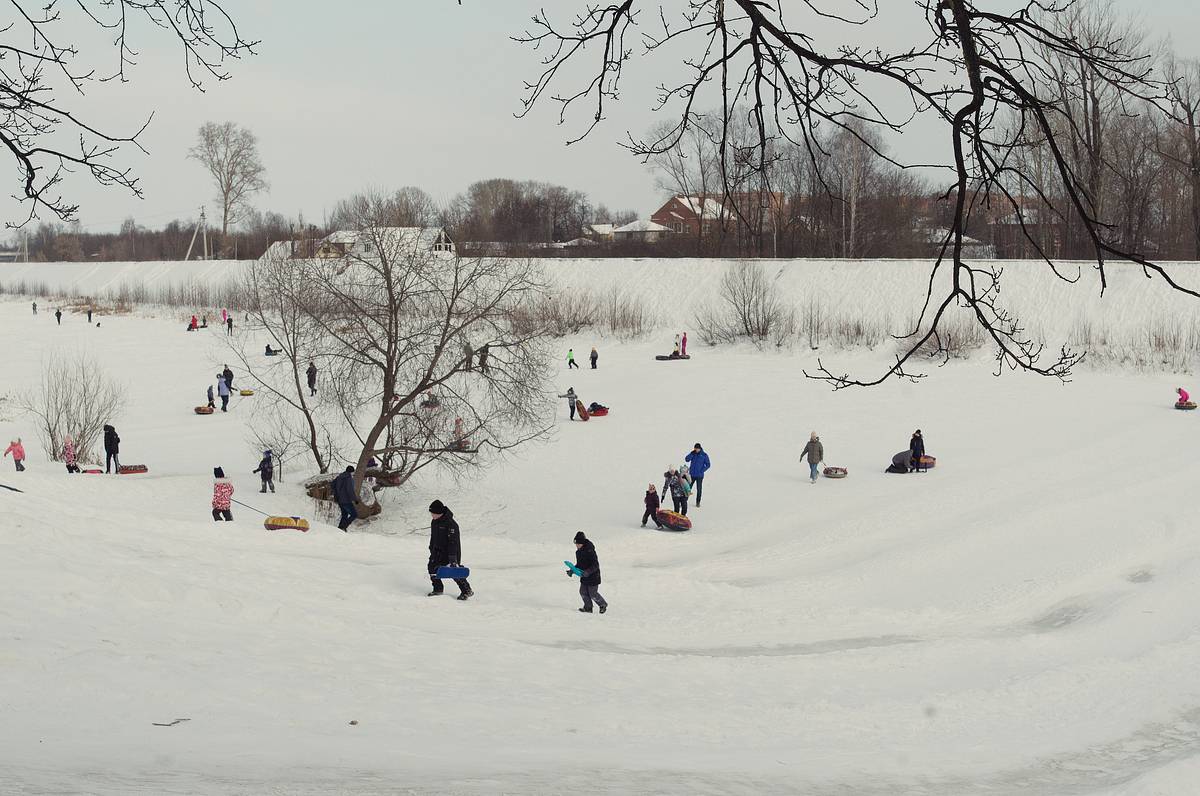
[{"left": 2, "top": 298, "right": 1200, "bottom": 794}]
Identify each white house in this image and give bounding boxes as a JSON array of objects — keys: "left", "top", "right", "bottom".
[{"left": 315, "top": 227, "right": 455, "bottom": 258}]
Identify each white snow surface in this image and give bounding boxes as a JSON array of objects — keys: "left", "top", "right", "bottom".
[{"left": 0, "top": 273, "right": 1199, "bottom": 793}]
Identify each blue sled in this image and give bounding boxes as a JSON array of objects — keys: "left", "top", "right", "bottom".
[
  {"left": 436, "top": 565, "right": 470, "bottom": 579},
  {"left": 563, "top": 560, "right": 584, "bottom": 577}
]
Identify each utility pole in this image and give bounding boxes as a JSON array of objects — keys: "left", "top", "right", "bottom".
[{"left": 184, "top": 207, "right": 208, "bottom": 261}]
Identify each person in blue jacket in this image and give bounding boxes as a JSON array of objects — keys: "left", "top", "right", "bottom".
[{"left": 684, "top": 442, "right": 711, "bottom": 506}]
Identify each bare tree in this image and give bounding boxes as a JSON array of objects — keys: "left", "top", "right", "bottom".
[
  {"left": 1159, "top": 54, "right": 1200, "bottom": 259},
  {"left": 1, "top": 2, "right": 255, "bottom": 226},
  {"left": 514, "top": 1, "right": 1190, "bottom": 387},
  {"left": 189, "top": 122, "right": 269, "bottom": 243},
  {"left": 286, "top": 193, "right": 556, "bottom": 500},
  {"left": 19, "top": 351, "right": 124, "bottom": 463}
]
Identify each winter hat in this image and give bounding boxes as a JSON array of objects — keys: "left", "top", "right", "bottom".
[
  {"left": 345, "top": 465, "right": 355, "bottom": 473},
  {"left": 810, "top": 431, "right": 818, "bottom": 440},
  {"left": 263, "top": 450, "right": 272, "bottom": 456},
  {"left": 648, "top": 482, "right": 656, "bottom": 491},
  {"left": 429, "top": 499, "right": 447, "bottom": 514},
  {"left": 694, "top": 442, "right": 702, "bottom": 449},
  {"left": 573, "top": 531, "right": 587, "bottom": 544},
  {"left": 213, "top": 466, "right": 225, "bottom": 478}
]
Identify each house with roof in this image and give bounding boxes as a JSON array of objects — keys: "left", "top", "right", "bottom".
[
  {"left": 651, "top": 195, "right": 728, "bottom": 235},
  {"left": 315, "top": 227, "right": 455, "bottom": 259},
  {"left": 612, "top": 219, "right": 674, "bottom": 243}
]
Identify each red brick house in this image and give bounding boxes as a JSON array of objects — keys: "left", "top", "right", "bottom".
[{"left": 651, "top": 195, "right": 728, "bottom": 235}]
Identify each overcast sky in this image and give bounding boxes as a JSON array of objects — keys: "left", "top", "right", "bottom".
[{"left": 9, "top": 0, "right": 1200, "bottom": 234}]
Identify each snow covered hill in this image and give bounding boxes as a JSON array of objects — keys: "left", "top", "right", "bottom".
[{"left": 2, "top": 295, "right": 1200, "bottom": 794}]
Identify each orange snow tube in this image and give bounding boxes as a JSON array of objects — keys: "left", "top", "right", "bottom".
[{"left": 194, "top": 406, "right": 214, "bottom": 415}]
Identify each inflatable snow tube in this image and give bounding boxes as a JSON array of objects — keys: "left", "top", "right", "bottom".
[
  {"left": 654, "top": 354, "right": 691, "bottom": 361},
  {"left": 118, "top": 464, "right": 148, "bottom": 475},
  {"left": 264, "top": 516, "right": 310, "bottom": 532},
  {"left": 916, "top": 455, "right": 936, "bottom": 469},
  {"left": 82, "top": 467, "right": 103, "bottom": 474},
  {"left": 823, "top": 466, "right": 848, "bottom": 479},
  {"left": 655, "top": 509, "right": 692, "bottom": 531},
  {"left": 239, "top": 389, "right": 255, "bottom": 397},
  {"left": 590, "top": 407, "right": 609, "bottom": 416},
  {"left": 194, "top": 406, "right": 214, "bottom": 415},
  {"left": 1176, "top": 401, "right": 1197, "bottom": 410}
]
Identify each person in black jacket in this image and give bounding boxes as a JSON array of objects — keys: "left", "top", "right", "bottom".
[
  {"left": 427, "top": 500, "right": 473, "bottom": 599},
  {"left": 306, "top": 362, "right": 317, "bottom": 396},
  {"left": 909, "top": 429, "right": 926, "bottom": 472},
  {"left": 103, "top": 424, "right": 121, "bottom": 473},
  {"left": 641, "top": 483, "right": 664, "bottom": 528},
  {"left": 569, "top": 531, "right": 607, "bottom": 613},
  {"left": 253, "top": 450, "right": 275, "bottom": 493},
  {"left": 332, "top": 466, "right": 357, "bottom": 531},
  {"left": 222, "top": 365, "right": 234, "bottom": 392}
]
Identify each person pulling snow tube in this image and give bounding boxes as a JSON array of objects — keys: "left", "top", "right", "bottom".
[
  {"left": 655, "top": 509, "right": 692, "bottom": 531},
  {"left": 823, "top": 466, "right": 848, "bottom": 479}
]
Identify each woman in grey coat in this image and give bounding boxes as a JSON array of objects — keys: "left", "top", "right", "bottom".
[{"left": 801, "top": 431, "right": 824, "bottom": 483}]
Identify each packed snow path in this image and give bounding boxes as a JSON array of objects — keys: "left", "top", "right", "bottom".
[{"left": 1, "top": 299, "right": 1198, "bottom": 795}]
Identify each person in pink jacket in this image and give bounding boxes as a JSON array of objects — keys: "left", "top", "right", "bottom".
[
  {"left": 212, "top": 466, "right": 234, "bottom": 521},
  {"left": 63, "top": 435, "right": 79, "bottom": 473},
  {"left": 4, "top": 438, "right": 26, "bottom": 471},
  {"left": 1177, "top": 387, "right": 1191, "bottom": 404}
]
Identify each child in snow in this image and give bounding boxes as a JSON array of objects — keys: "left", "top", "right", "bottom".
[
  {"left": 4, "top": 438, "right": 26, "bottom": 471},
  {"left": 212, "top": 467, "right": 234, "bottom": 521},
  {"left": 681, "top": 331, "right": 688, "bottom": 356},
  {"left": 801, "top": 432, "right": 824, "bottom": 483},
  {"left": 1178, "top": 387, "right": 1191, "bottom": 404},
  {"left": 668, "top": 471, "right": 689, "bottom": 515},
  {"left": 642, "top": 483, "right": 664, "bottom": 528},
  {"left": 568, "top": 531, "right": 607, "bottom": 614},
  {"left": 63, "top": 435, "right": 79, "bottom": 474},
  {"left": 558, "top": 387, "right": 578, "bottom": 420},
  {"left": 661, "top": 466, "right": 679, "bottom": 502},
  {"left": 206, "top": 384, "right": 215, "bottom": 409},
  {"left": 567, "top": 349, "right": 579, "bottom": 369},
  {"left": 253, "top": 450, "right": 275, "bottom": 493},
  {"left": 590, "top": 347, "right": 598, "bottom": 369}
]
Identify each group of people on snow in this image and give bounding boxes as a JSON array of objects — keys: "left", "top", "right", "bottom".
[
  {"left": 31, "top": 301, "right": 97, "bottom": 326},
  {"left": 4, "top": 424, "right": 123, "bottom": 474}
]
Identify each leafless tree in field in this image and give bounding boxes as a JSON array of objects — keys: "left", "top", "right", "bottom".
[
  {"left": 1159, "top": 55, "right": 1200, "bottom": 260},
  {"left": 228, "top": 251, "right": 336, "bottom": 474},
  {"left": 513, "top": 0, "right": 1195, "bottom": 387},
  {"left": 189, "top": 122, "right": 269, "bottom": 244},
  {"left": 1, "top": 1, "right": 255, "bottom": 226},
  {"left": 291, "top": 193, "right": 555, "bottom": 500},
  {"left": 18, "top": 350, "right": 124, "bottom": 464}
]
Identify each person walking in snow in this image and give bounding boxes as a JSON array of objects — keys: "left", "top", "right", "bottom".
[
  {"left": 221, "top": 308, "right": 228, "bottom": 325},
  {"left": 427, "top": 499, "right": 473, "bottom": 599},
  {"left": 567, "top": 348, "right": 579, "bottom": 369},
  {"left": 253, "top": 450, "right": 275, "bottom": 493},
  {"left": 478, "top": 344, "right": 489, "bottom": 373},
  {"left": 206, "top": 383, "right": 215, "bottom": 409},
  {"left": 684, "top": 443, "right": 711, "bottom": 506},
  {"left": 212, "top": 467, "right": 234, "bottom": 521},
  {"left": 667, "top": 470, "right": 689, "bottom": 515},
  {"left": 590, "top": 347, "right": 598, "bottom": 369},
  {"left": 188, "top": 315, "right": 198, "bottom": 331},
  {"left": 306, "top": 361, "right": 318, "bottom": 396},
  {"left": 222, "top": 365, "right": 234, "bottom": 392},
  {"left": 801, "top": 432, "right": 824, "bottom": 484},
  {"left": 32, "top": 301, "right": 37, "bottom": 315},
  {"left": 103, "top": 424, "right": 121, "bottom": 474},
  {"left": 909, "top": 429, "right": 926, "bottom": 472},
  {"left": 642, "top": 483, "right": 664, "bottom": 528},
  {"left": 86, "top": 307, "right": 93, "bottom": 323},
  {"left": 225, "top": 315, "right": 234, "bottom": 336},
  {"left": 217, "top": 374, "right": 230, "bottom": 412},
  {"left": 681, "top": 331, "right": 688, "bottom": 356},
  {"left": 332, "top": 466, "right": 358, "bottom": 531},
  {"left": 4, "top": 438, "right": 26, "bottom": 471},
  {"left": 558, "top": 387, "right": 578, "bottom": 420},
  {"left": 55, "top": 309, "right": 62, "bottom": 325},
  {"left": 63, "top": 435, "right": 79, "bottom": 474},
  {"left": 568, "top": 531, "right": 607, "bottom": 614},
  {"left": 463, "top": 341, "right": 474, "bottom": 372}
]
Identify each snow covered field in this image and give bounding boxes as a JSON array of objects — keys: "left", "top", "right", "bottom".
[{"left": 2, "top": 286, "right": 1200, "bottom": 795}]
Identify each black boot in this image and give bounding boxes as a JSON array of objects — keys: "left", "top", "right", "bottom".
[
  {"left": 579, "top": 606, "right": 593, "bottom": 613},
  {"left": 599, "top": 605, "right": 607, "bottom": 614},
  {"left": 457, "top": 591, "right": 473, "bottom": 601},
  {"left": 427, "top": 589, "right": 443, "bottom": 597}
]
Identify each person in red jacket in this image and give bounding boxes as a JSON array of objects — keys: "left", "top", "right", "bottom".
[
  {"left": 212, "top": 466, "right": 234, "bottom": 521},
  {"left": 641, "top": 482, "right": 664, "bottom": 528},
  {"left": 4, "top": 438, "right": 26, "bottom": 471},
  {"left": 1177, "top": 387, "right": 1191, "bottom": 404}
]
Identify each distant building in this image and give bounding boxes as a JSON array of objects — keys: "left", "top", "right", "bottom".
[
  {"left": 612, "top": 219, "right": 674, "bottom": 243},
  {"left": 315, "top": 227, "right": 455, "bottom": 259},
  {"left": 651, "top": 196, "right": 727, "bottom": 235},
  {"left": 919, "top": 226, "right": 996, "bottom": 259},
  {"left": 990, "top": 208, "right": 1063, "bottom": 259},
  {"left": 582, "top": 223, "right": 616, "bottom": 241}
]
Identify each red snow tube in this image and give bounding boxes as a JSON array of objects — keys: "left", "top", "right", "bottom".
[
  {"left": 590, "top": 407, "right": 609, "bottom": 416},
  {"left": 194, "top": 406, "right": 214, "bottom": 415},
  {"left": 915, "top": 455, "right": 936, "bottom": 469},
  {"left": 823, "top": 466, "right": 848, "bottom": 479},
  {"left": 1176, "top": 401, "right": 1196, "bottom": 410},
  {"left": 655, "top": 509, "right": 692, "bottom": 531},
  {"left": 118, "top": 464, "right": 148, "bottom": 475}
]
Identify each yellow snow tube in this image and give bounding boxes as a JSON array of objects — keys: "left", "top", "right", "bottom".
[
  {"left": 264, "top": 516, "right": 309, "bottom": 532},
  {"left": 239, "top": 389, "right": 255, "bottom": 396}
]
